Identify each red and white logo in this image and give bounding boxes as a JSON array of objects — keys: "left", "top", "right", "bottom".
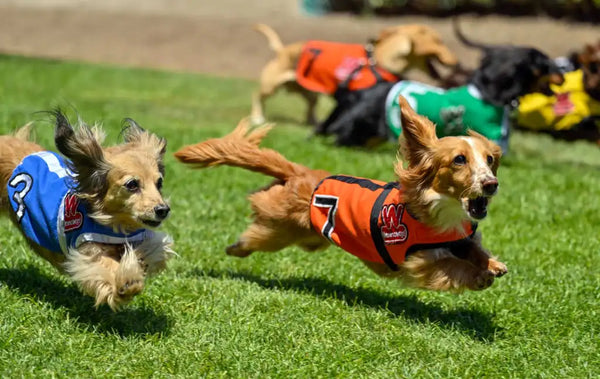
[
  {"left": 64, "top": 193, "right": 83, "bottom": 232},
  {"left": 334, "top": 57, "right": 364, "bottom": 82},
  {"left": 380, "top": 203, "right": 408, "bottom": 244},
  {"left": 553, "top": 92, "right": 575, "bottom": 116}
]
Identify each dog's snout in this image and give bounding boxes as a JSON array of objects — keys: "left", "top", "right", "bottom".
[
  {"left": 154, "top": 205, "right": 170, "bottom": 219},
  {"left": 482, "top": 178, "right": 498, "bottom": 196}
]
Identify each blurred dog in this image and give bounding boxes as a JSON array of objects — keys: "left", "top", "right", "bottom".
[
  {"left": 316, "top": 21, "right": 564, "bottom": 150},
  {"left": 250, "top": 23, "right": 457, "bottom": 125},
  {"left": 175, "top": 98, "right": 507, "bottom": 292},
  {"left": 0, "top": 112, "right": 174, "bottom": 310},
  {"left": 516, "top": 40, "right": 600, "bottom": 144}
]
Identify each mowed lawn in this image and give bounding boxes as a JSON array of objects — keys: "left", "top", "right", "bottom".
[{"left": 0, "top": 55, "right": 598, "bottom": 378}]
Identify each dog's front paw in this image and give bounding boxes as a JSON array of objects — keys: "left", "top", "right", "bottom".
[
  {"left": 470, "top": 270, "right": 496, "bottom": 291},
  {"left": 487, "top": 259, "right": 508, "bottom": 277},
  {"left": 226, "top": 241, "right": 253, "bottom": 257},
  {"left": 117, "top": 278, "right": 144, "bottom": 299}
]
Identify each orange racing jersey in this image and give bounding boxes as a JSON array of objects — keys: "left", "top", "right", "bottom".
[
  {"left": 296, "top": 41, "right": 399, "bottom": 94},
  {"left": 310, "top": 175, "right": 476, "bottom": 271}
]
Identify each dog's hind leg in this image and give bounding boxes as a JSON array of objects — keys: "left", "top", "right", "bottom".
[
  {"left": 300, "top": 89, "right": 319, "bottom": 126},
  {"left": 226, "top": 220, "right": 300, "bottom": 257},
  {"left": 251, "top": 66, "right": 296, "bottom": 125}
]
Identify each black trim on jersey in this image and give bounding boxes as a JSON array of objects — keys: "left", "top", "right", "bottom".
[
  {"left": 369, "top": 183, "right": 401, "bottom": 271},
  {"left": 404, "top": 223, "right": 479, "bottom": 259},
  {"left": 326, "top": 175, "right": 399, "bottom": 192}
]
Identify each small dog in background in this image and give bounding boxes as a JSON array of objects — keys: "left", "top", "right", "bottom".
[
  {"left": 315, "top": 21, "right": 564, "bottom": 150},
  {"left": 251, "top": 23, "right": 457, "bottom": 125},
  {"left": 0, "top": 112, "right": 175, "bottom": 310},
  {"left": 175, "top": 97, "right": 507, "bottom": 292},
  {"left": 516, "top": 40, "right": 600, "bottom": 144}
]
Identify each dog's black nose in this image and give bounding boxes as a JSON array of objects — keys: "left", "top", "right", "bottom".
[
  {"left": 154, "top": 205, "right": 170, "bottom": 219},
  {"left": 482, "top": 179, "right": 498, "bottom": 196}
]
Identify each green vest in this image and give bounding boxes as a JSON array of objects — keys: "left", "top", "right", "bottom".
[{"left": 385, "top": 81, "right": 507, "bottom": 142}]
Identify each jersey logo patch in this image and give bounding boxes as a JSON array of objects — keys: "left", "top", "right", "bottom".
[
  {"left": 553, "top": 92, "right": 575, "bottom": 116},
  {"left": 380, "top": 203, "right": 408, "bottom": 244},
  {"left": 64, "top": 193, "right": 83, "bottom": 232},
  {"left": 334, "top": 57, "right": 364, "bottom": 82}
]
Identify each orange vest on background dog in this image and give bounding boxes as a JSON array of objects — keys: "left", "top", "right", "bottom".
[
  {"left": 296, "top": 41, "right": 399, "bottom": 94},
  {"left": 310, "top": 176, "right": 476, "bottom": 271}
]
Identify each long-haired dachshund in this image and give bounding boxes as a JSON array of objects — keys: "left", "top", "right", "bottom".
[
  {"left": 175, "top": 98, "right": 507, "bottom": 292},
  {"left": 0, "top": 112, "right": 175, "bottom": 310}
]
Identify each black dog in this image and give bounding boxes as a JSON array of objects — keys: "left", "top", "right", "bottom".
[{"left": 316, "top": 21, "right": 564, "bottom": 149}]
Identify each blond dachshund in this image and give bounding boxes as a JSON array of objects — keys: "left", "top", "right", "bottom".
[{"left": 0, "top": 113, "right": 175, "bottom": 310}]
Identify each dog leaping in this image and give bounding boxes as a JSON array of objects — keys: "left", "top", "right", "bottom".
[{"left": 175, "top": 97, "right": 507, "bottom": 292}]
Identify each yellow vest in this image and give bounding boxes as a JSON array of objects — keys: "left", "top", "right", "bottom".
[{"left": 517, "top": 70, "right": 600, "bottom": 131}]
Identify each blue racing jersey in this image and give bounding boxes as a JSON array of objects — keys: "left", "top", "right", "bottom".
[{"left": 7, "top": 151, "right": 151, "bottom": 254}]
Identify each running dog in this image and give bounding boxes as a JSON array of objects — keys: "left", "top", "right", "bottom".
[
  {"left": 314, "top": 21, "right": 564, "bottom": 151},
  {"left": 250, "top": 23, "right": 458, "bottom": 125},
  {"left": 175, "top": 98, "right": 507, "bottom": 292},
  {"left": 0, "top": 112, "right": 175, "bottom": 310}
]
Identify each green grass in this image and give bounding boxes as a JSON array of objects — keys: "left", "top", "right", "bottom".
[{"left": 0, "top": 54, "right": 599, "bottom": 378}]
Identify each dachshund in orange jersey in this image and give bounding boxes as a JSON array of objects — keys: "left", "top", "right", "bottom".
[{"left": 175, "top": 97, "right": 507, "bottom": 292}]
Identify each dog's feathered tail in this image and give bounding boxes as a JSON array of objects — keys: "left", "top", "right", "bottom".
[
  {"left": 174, "top": 118, "right": 308, "bottom": 181},
  {"left": 254, "top": 23, "right": 284, "bottom": 53}
]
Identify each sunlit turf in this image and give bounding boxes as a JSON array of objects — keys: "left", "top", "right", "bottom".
[{"left": 0, "top": 55, "right": 598, "bottom": 377}]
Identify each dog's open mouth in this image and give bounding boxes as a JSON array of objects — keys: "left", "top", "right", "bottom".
[
  {"left": 467, "top": 197, "right": 489, "bottom": 220},
  {"left": 141, "top": 219, "right": 162, "bottom": 228}
]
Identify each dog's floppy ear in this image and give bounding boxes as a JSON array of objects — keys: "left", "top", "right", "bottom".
[
  {"left": 122, "top": 118, "right": 167, "bottom": 157},
  {"left": 121, "top": 118, "right": 146, "bottom": 143},
  {"left": 409, "top": 28, "right": 458, "bottom": 67},
  {"left": 53, "top": 110, "right": 111, "bottom": 198},
  {"left": 397, "top": 96, "right": 437, "bottom": 166},
  {"left": 122, "top": 118, "right": 167, "bottom": 176},
  {"left": 375, "top": 26, "right": 400, "bottom": 43}
]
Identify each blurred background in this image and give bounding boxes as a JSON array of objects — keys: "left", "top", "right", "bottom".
[{"left": 0, "top": 0, "right": 598, "bottom": 82}]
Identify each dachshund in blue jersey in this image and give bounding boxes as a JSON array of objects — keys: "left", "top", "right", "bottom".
[{"left": 0, "top": 113, "right": 175, "bottom": 311}]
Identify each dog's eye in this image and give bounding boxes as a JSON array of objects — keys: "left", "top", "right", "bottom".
[
  {"left": 124, "top": 179, "right": 140, "bottom": 192},
  {"left": 453, "top": 155, "right": 467, "bottom": 165},
  {"left": 156, "top": 177, "right": 163, "bottom": 191},
  {"left": 487, "top": 155, "right": 494, "bottom": 165}
]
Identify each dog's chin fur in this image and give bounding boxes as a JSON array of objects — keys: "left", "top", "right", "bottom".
[
  {"left": 175, "top": 98, "right": 508, "bottom": 293},
  {"left": 0, "top": 113, "right": 174, "bottom": 311},
  {"left": 420, "top": 189, "right": 470, "bottom": 233}
]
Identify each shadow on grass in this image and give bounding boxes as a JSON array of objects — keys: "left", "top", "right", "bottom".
[
  {"left": 0, "top": 266, "right": 171, "bottom": 338},
  {"left": 196, "top": 268, "right": 503, "bottom": 342}
]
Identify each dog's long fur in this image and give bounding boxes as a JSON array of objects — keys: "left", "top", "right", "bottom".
[
  {"left": 175, "top": 98, "right": 507, "bottom": 292},
  {"left": 0, "top": 113, "right": 174, "bottom": 310},
  {"left": 250, "top": 23, "right": 457, "bottom": 126}
]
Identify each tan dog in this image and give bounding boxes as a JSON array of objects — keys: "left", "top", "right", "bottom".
[
  {"left": 251, "top": 23, "right": 458, "bottom": 126},
  {"left": 176, "top": 98, "right": 507, "bottom": 292},
  {"left": 0, "top": 113, "right": 174, "bottom": 310}
]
